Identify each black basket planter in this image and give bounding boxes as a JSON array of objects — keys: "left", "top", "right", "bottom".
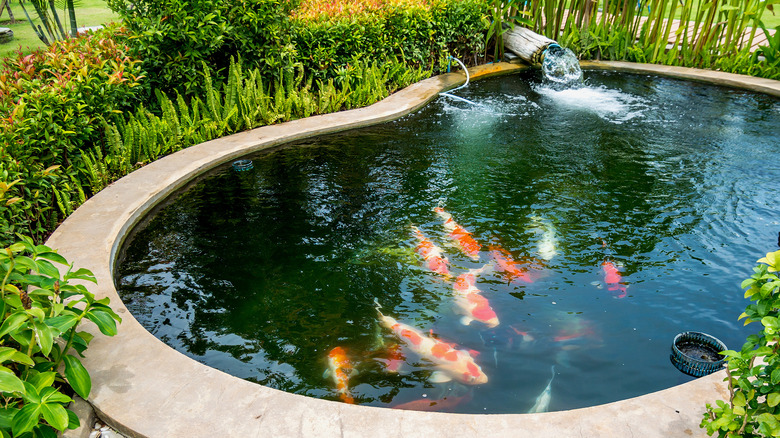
[{"left": 670, "top": 331, "right": 727, "bottom": 377}]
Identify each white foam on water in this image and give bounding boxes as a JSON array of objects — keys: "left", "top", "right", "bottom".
[
  {"left": 438, "top": 93, "right": 539, "bottom": 131},
  {"left": 534, "top": 84, "right": 648, "bottom": 124}
]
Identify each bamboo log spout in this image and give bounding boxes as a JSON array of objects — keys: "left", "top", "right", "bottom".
[{"left": 504, "top": 27, "right": 557, "bottom": 65}]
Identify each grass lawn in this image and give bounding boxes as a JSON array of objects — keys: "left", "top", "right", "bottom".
[{"left": 0, "top": 0, "right": 119, "bottom": 58}]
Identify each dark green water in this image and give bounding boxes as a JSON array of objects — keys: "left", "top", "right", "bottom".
[{"left": 116, "top": 70, "right": 780, "bottom": 413}]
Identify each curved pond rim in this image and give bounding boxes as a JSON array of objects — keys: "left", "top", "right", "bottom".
[{"left": 47, "top": 61, "right": 778, "bottom": 437}]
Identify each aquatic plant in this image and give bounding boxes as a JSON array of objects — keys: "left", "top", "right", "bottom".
[
  {"left": 0, "top": 236, "right": 121, "bottom": 436},
  {"left": 701, "top": 250, "right": 780, "bottom": 437}
]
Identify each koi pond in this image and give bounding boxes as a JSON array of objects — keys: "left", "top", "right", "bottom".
[{"left": 116, "top": 70, "right": 780, "bottom": 414}]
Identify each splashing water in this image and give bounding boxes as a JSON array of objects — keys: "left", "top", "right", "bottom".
[
  {"left": 533, "top": 84, "right": 647, "bottom": 124},
  {"left": 541, "top": 45, "right": 583, "bottom": 85}
]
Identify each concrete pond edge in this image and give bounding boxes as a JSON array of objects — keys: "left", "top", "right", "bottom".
[{"left": 48, "top": 61, "right": 778, "bottom": 437}]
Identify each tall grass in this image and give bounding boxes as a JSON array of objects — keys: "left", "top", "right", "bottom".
[
  {"left": 84, "top": 57, "right": 431, "bottom": 194},
  {"left": 503, "top": 0, "right": 779, "bottom": 78}
]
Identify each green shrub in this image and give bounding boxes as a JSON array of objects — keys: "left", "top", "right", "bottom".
[
  {"left": 0, "top": 236, "right": 121, "bottom": 437},
  {"left": 108, "top": 0, "right": 298, "bottom": 94},
  {"left": 290, "top": 0, "right": 489, "bottom": 81},
  {"left": 111, "top": 0, "right": 487, "bottom": 95},
  {"left": 0, "top": 29, "right": 143, "bottom": 246},
  {"left": 106, "top": 0, "right": 232, "bottom": 95}
]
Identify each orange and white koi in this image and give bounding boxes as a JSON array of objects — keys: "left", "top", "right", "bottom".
[
  {"left": 453, "top": 266, "right": 499, "bottom": 328},
  {"left": 602, "top": 260, "right": 627, "bottom": 298},
  {"left": 411, "top": 226, "right": 450, "bottom": 277},
  {"left": 433, "top": 207, "right": 481, "bottom": 260},
  {"left": 377, "top": 308, "right": 488, "bottom": 385},
  {"left": 326, "top": 346, "right": 355, "bottom": 404},
  {"left": 489, "top": 245, "right": 535, "bottom": 284}
]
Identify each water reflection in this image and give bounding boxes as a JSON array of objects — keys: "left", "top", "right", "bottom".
[{"left": 117, "top": 70, "right": 780, "bottom": 413}]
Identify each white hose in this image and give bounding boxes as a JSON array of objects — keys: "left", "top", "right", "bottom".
[{"left": 439, "top": 57, "right": 481, "bottom": 106}]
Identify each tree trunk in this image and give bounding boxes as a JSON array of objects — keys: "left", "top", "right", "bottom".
[{"left": 504, "top": 27, "right": 557, "bottom": 65}]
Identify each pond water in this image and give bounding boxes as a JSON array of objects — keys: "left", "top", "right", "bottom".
[{"left": 116, "top": 70, "right": 780, "bottom": 414}]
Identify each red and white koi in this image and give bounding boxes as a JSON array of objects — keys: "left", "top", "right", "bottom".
[
  {"left": 489, "top": 245, "right": 534, "bottom": 284},
  {"left": 411, "top": 226, "right": 451, "bottom": 277},
  {"left": 433, "top": 207, "right": 481, "bottom": 260},
  {"left": 326, "top": 346, "right": 356, "bottom": 404},
  {"left": 602, "top": 260, "right": 627, "bottom": 298},
  {"left": 377, "top": 342, "right": 405, "bottom": 373},
  {"left": 377, "top": 309, "right": 488, "bottom": 385},
  {"left": 453, "top": 266, "right": 499, "bottom": 328}
]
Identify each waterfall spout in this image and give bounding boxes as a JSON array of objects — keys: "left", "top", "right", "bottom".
[{"left": 504, "top": 27, "right": 582, "bottom": 85}]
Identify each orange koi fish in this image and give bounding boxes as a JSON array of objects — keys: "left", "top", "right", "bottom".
[
  {"left": 392, "top": 393, "right": 472, "bottom": 412},
  {"left": 433, "top": 207, "right": 481, "bottom": 260},
  {"left": 377, "top": 309, "right": 488, "bottom": 385},
  {"left": 489, "top": 245, "right": 534, "bottom": 284},
  {"left": 602, "top": 260, "right": 627, "bottom": 298},
  {"left": 453, "top": 266, "right": 499, "bottom": 328},
  {"left": 326, "top": 346, "right": 355, "bottom": 404},
  {"left": 411, "top": 226, "right": 450, "bottom": 277}
]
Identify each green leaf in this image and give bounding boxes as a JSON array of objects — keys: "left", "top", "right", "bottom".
[
  {"left": 0, "top": 347, "right": 17, "bottom": 364},
  {"left": 772, "top": 369, "right": 780, "bottom": 385},
  {"left": 35, "top": 252, "right": 67, "bottom": 265},
  {"left": 768, "top": 392, "right": 780, "bottom": 407},
  {"left": 34, "top": 260, "right": 60, "bottom": 280},
  {"left": 45, "top": 315, "right": 78, "bottom": 333},
  {"left": 63, "top": 268, "right": 96, "bottom": 283},
  {"left": 12, "top": 403, "right": 41, "bottom": 436},
  {"left": 758, "top": 300, "right": 771, "bottom": 316},
  {"left": 13, "top": 257, "right": 39, "bottom": 274},
  {"left": 63, "top": 355, "right": 91, "bottom": 399},
  {"left": 0, "top": 312, "right": 29, "bottom": 338},
  {"left": 85, "top": 310, "right": 118, "bottom": 336},
  {"left": 40, "top": 387, "right": 70, "bottom": 405},
  {"left": 0, "top": 372, "right": 25, "bottom": 395},
  {"left": 27, "top": 372, "right": 55, "bottom": 393},
  {"left": 39, "top": 403, "right": 68, "bottom": 431},
  {"left": 763, "top": 316, "right": 780, "bottom": 330},
  {"left": 26, "top": 308, "right": 45, "bottom": 322},
  {"left": 2, "top": 284, "right": 19, "bottom": 295},
  {"left": 0, "top": 407, "right": 18, "bottom": 430},
  {"left": 66, "top": 408, "right": 79, "bottom": 430},
  {"left": 33, "top": 423, "right": 58, "bottom": 438},
  {"left": 32, "top": 321, "right": 54, "bottom": 357},
  {"left": 733, "top": 390, "right": 747, "bottom": 407}
]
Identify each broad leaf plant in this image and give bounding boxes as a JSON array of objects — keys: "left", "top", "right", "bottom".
[
  {"left": 0, "top": 236, "right": 121, "bottom": 437},
  {"left": 702, "top": 250, "right": 780, "bottom": 437}
]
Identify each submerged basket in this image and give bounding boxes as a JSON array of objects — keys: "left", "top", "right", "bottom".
[
  {"left": 670, "top": 331, "right": 727, "bottom": 377},
  {"left": 232, "top": 159, "right": 253, "bottom": 172}
]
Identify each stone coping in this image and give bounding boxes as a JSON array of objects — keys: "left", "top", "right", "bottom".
[{"left": 45, "top": 60, "right": 778, "bottom": 437}]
